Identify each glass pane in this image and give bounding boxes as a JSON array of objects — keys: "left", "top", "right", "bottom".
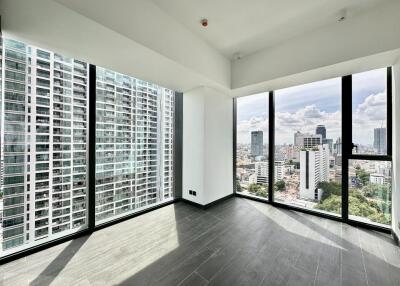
[
  {"left": 236, "top": 93, "right": 268, "bottom": 200},
  {"left": 352, "top": 68, "right": 387, "bottom": 155},
  {"left": 0, "top": 38, "right": 89, "bottom": 256},
  {"left": 349, "top": 160, "right": 391, "bottom": 226},
  {"left": 95, "top": 67, "right": 174, "bottom": 224},
  {"left": 274, "top": 78, "right": 342, "bottom": 215}
]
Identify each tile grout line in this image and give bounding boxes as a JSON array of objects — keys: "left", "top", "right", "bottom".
[{"left": 357, "top": 228, "right": 369, "bottom": 286}]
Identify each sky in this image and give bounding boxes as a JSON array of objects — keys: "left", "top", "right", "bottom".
[{"left": 237, "top": 68, "right": 387, "bottom": 145}]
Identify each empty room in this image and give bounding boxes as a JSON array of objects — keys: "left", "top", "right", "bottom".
[{"left": 1, "top": 0, "right": 400, "bottom": 285}]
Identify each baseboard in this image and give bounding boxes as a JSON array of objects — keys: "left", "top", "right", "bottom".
[
  {"left": 393, "top": 231, "right": 399, "bottom": 246},
  {"left": 180, "top": 193, "right": 234, "bottom": 210}
]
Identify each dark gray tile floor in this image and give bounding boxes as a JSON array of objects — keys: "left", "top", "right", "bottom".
[{"left": 1, "top": 197, "right": 400, "bottom": 286}]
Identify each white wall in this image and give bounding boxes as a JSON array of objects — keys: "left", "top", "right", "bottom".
[
  {"left": 0, "top": 0, "right": 230, "bottom": 93},
  {"left": 183, "top": 87, "right": 233, "bottom": 205},
  {"left": 182, "top": 90, "right": 205, "bottom": 205},
  {"left": 392, "top": 62, "right": 400, "bottom": 239},
  {"left": 232, "top": 0, "right": 400, "bottom": 90}
]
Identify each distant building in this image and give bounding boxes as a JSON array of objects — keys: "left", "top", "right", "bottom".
[
  {"left": 254, "top": 161, "right": 284, "bottom": 184},
  {"left": 299, "top": 145, "right": 329, "bottom": 201},
  {"left": 333, "top": 137, "right": 342, "bottom": 155},
  {"left": 251, "top": 131, "right": 263, "bottom": 157},
  {"left": 316, "top": 125, "right": 326, "bottom": 140},
  {"left": 294, "top": 131, "right": 322, "bottom": 148},
  {"left": 374, "top": 128, "right": 387, "bottom": 154},
  {"left": 370, "top": 173, "right": 385, "bottom": 185},
  {"left": 323, "top": 138, "right": 333, "bottom": 154}
]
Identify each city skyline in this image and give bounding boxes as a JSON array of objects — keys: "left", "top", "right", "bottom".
[{"left": 237, "top": 68, "right": 387, "bottom": 145}]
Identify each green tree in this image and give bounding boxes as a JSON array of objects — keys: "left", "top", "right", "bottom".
[
  {"left": 356, "top": 168, "right": 370, "bottom": 186},
  {"left": 248, "top": 183, "right": 262, "bottom": 194},
  {"left": 315, "top": 194, "right": 341, "bottom": 214},
  {"left": 236, "top": 179, "right": 242, "bottom": 192},
  {"left": 275, "top": 180, "right": 286, "bottom": 191},
  {"left": 255, "top": 189, "right": 268, "bottom": 198},
  {"left": 318, "top": 181, "right": 341, "bottom": 201},
  {"left": 362, "top": 183, "right": 390, "bottom": 201},
  {"left": 315, "top": 188, "right": 390, "bottom": 225}
]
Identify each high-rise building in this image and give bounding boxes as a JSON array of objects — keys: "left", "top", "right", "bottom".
[
  {"left": 94, "top": 68, "right": 174, "bottom": 222},
  {"left": 0, "top": 38, "right": 89, "bottom": 253},
  {"left": 299, "top": 144, "right": 329, "bottom": 201},
  {"left": 0, "top": 39, "right": 174, "bottom": 254},
  {"left": 374, "top": 127, "right": 386, "bottom": 154},
  {"left": 251, "top": 131, "right": 263, "bottom": 157},
  {"left": 294, "top": 131, "right": 322, "bottom": 148},
  {"left": 333, "top": 137, "right": 342, "bottom": 155},
  {"left": 316, "top": 125, "right": 326, "bottom": 140},
  {"left": 254, "top": 161, "right": 283, "bottom": 184},
  {"left": 323, "top": 138, "right": 333, "bottom": 154}
]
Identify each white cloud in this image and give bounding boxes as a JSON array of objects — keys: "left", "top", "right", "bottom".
[
  {"left": 275, "top": 105, "right": 341, "bottom": 144},
  {"left": 353, "top": 92, "right": 387, "bottom": 144},
  {"left": 237, "top": 83, "right": 386, "bottom": 147},
  {"left": 237, "top": 116, "right": 268, "bottom": 144}
]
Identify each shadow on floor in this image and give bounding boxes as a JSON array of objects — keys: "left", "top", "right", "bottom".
[
  {"left": 117, "top": 198, "right": 400, "bottom": 286},
  {"left": 30, "top": 234, "right": 90, "bottom": 286}
]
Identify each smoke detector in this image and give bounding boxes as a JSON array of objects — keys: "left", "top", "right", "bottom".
[
  {"left": 338, "top": 8, "right": 347, "bottom": 22},
  {"left": 232, "top": 52, "right": 242, "bottom": 60}
]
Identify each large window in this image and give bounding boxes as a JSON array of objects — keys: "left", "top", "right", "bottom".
[
  {"left": 0, "top": 38, "right": 89, "bottom": 255},
  {"left": 234, "top": 67, "right": 392, "bottom": 229},
  {"left": 274, "top": 78, "right": 342, "bottom": 215},
  {"left": 95, "top": 67, "right": 174, "bottom": 224},
  {"left": 346, "top": 67, "right": 392, "bottom": 226},
  {"left": 236, "top": 92, "right": 269, "bottom": 199},
  {"left": 0, "top": 37, "right": 176, "bottom": 259},
  {"left": 352, "top": 68, "right": 387, "bottom": 155},
  {"left": 348, "top": 160, "right": 391, "bottom": 226}
]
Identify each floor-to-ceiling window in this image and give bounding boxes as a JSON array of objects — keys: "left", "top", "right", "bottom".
[
  {"left": 0, "top": 38, "right": 89, "bottom": 255},
  {"left": 347, "top": 68, "right": 392, "bottom": 226},
  {"left": 235, "top": 92, "right": 269, "bottom": 199},
  {"left": 234, "top": 67, "right": 392, "bottom": 229},
  {"left": 95, "top": 67, "right": 174, "bottom": 224},
  {"left": 274, "top": 78, "right": 342, "bottom": 215},
  {"left": 0, "top": 37, "right": 176, "bottom": 259}
]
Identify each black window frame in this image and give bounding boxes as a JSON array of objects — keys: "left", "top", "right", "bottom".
[
  {"left": 0, "top": 63, "right": 183, "bottom": 265},
  {"left": 234, "top": 66, "right": 393, "bottom": 234}
]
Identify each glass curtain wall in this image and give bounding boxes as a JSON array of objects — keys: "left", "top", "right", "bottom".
[
  {"left": 235, "top": 67, "right": 392, "bottom": 227},
  {"left": 0, "top": 38, "right": 89, "bottom": 256},
  {"left": 274, "top": 78, "right": 342, "bottom": 215},
  {"left": 236, "top": 92, "right": 269, "bottom": 199},
  {"left": 0, "top": 37, "right": 176, "bottom": 258},
  {"left": 348, "top": 68, "right": 392, "bottom": 226},
  {"left": 95, "top": 67, "right": 174, "bottom": 224}
]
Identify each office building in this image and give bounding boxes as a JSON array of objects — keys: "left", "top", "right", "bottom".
[
  {"left": 294, "top": 131, "right": 322, "bottom": 148},
  {"left": 333, "top": 137, "right": 342, "bottom": 155},
  {"left": 374, "top": 127, "right": 387, "bottom": 154},
  {"left": 254, "top": 161, "right": 284, "bottom": 184},
  {"left": 251, "top": 130, "right": 263, "bottom": 157},
  {"left": 299, "top": 145, "right": 329, "bottom": 201},
  {"left": 316, "top": 125, "right": 326, "bottom": 140},
  {"left": 370, "top": 174, "right": 385, "bottom": 185}
]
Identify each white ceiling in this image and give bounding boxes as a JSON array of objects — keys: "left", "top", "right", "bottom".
[{"left": 151, "top": 0, "right": 391, "bottom": 58}]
